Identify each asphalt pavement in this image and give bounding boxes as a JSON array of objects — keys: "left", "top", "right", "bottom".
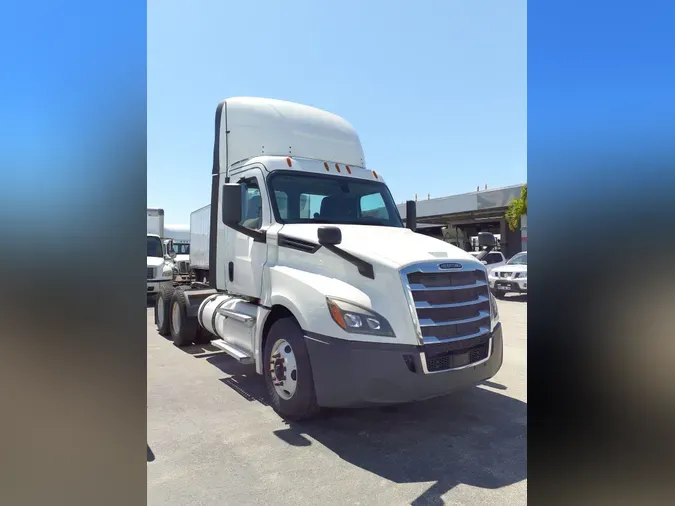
[{"left": 147, "top": 294, "right": 527, "bottom": 506}]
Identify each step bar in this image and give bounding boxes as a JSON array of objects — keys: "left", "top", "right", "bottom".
[{"left": 210, "top": 339, "right": 254, "bottom": 365}]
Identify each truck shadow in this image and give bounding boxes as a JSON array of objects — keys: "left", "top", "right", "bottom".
[{"left": 205, "top": 353, "right": 526, "bottom": 505}]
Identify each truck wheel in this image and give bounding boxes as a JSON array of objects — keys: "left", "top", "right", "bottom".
[
  {"left": 169, "top": 289, "right": 198, "bottom": 347},
  {"left": 263, "top": 317, "right": 319, "bottom": 420},
  {"left": 155, "top": 285, "right": 175, "bottom": 336}
]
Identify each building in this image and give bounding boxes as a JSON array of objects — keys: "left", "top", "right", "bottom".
[{"left": 398, "top": 184, "right": 527, "bottom": 258}]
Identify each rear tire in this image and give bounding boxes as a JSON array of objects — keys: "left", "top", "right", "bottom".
[
  {"left": 169, "top": 289, "right": 198, "bottom": 347},
  {"left": 263, "top": 317, "right": 319, "bottom": 420},
  {"left": 155, "top": 285, "right": 175, "bottom": 336}
]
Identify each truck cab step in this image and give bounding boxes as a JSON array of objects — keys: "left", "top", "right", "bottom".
[{"left": 210, "top": 339, "right": 254, "bottom": 364}]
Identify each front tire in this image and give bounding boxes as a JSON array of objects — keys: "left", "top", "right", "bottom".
[
  {"left": 263, "top": 317, "right": 319, "bottom": 420},
  {"left": 169, "top": 289, "right": 198, "bottom": 347},
  {"left": 155, "top": 284, "right": 175, "bottom": 336}
]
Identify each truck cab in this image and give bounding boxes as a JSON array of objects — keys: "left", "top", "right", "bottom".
[
  {"left": 164, "top": 224, "right": 191, "bottom": 281},
  {"left": 147, "top": 234, "right": 173, "bottom": 297},
  {"left": 154, "top": 97, "right": 503, "bottom": 419}
]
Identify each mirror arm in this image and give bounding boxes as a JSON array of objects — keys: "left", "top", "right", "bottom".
[{"left": 226, "top": 223, "right": 267, "bottom": 243}]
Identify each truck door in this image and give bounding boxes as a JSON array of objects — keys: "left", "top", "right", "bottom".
[{"left": 225, "top": 168, "right": 269, "bottom": 299}]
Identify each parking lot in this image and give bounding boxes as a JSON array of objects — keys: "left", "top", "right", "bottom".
[{"left": 147, "top": 295, "right": 527, "bottom": 506}]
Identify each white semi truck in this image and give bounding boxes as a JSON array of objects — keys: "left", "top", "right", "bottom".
[
  {"left": 165, "top": 224, "right": 191, "bottom": 282},
  {"left": 147, "top": 208, "right": 174, "bottom": 297},
  {"left": 153, "top": 97, "right": 502, "bottom": 419}
]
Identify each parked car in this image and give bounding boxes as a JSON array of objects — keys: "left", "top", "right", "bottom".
[
  {"left": 488, "top": 251, "right": 527, "bottom": 298},
  {"left": 470, "top": 250, "right": 506, "bottom": 274}
]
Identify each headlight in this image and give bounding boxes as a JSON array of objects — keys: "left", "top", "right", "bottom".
[
  {"left": 489, "top": 291, "right": 500, "bottom": 328},
  {"left": 514, "top": 272, "right": 527, "bottom": 279},
  {"left": 162, "top": 267, "right": 173, "bottom": 277},
  {"left": 326, "top": 297, "right": 395, "bottom": 337}
]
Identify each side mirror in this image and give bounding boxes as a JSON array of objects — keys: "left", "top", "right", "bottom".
[
  {"left": 405, "top": 200, "right": 417, "bottom": 231},
  {"left": 169, "top": 251, "right": 176, "bottom": 260},
  {"left": 221, "top": 183, "right": 244, "bottom": 225},
  {"left": 318, "top": 226, "right": 342, "bottom": 246},
  {"left": 478, "top": 232, "right": 496, "bottom": 248}
]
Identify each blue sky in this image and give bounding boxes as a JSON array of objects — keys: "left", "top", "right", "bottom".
[{"left": 148, "top": 0, "right": 527, "bottom": 225}]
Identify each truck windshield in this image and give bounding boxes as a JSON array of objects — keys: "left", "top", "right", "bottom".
[
  {"left": 147, "top": 237, "right": 163, "bottom": 258},
  {"left": 172, "top": 243, "right": 190, "bottom": 255},
  {"left": 268, "top": 172, "right": 403, "bottom": 227}
]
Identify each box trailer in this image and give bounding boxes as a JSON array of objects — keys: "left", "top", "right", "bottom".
[
  {"left": 189, "top": 204, "right": 210, "bottom": 282},
  {"left": 147, "top": 208, "right": 165, "bottom": 237}
]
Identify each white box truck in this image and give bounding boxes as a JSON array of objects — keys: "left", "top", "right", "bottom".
[
  {"left": 189, "top": 205, "right": 211, "bottom": 283},
  {"left": 153, "top": 97, "right": 502, "bottom": 419},
  {"left": 147, "top": 208, "right": 174, "bottom": 297}
]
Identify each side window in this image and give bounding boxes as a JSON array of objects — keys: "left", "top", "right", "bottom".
[
  {"left": 239, "top": 179, "right": 262, "bottom": 230},
  {"left": 360, "top": 193, "right": 389, "bottom": 219},
  {"left": 486, "top": 252, "right": 503, "bottom": 264}
]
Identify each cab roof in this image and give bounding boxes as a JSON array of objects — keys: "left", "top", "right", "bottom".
[{"left": 217, "top": 97, "right": 366, "bottom": 173}]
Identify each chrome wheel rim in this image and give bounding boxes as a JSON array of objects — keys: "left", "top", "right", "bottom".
[
  {"left": 269, "top": 339, "right": 298, "bottom": 400},
  {"left": 157, "top": 297, "right": 164, "bottom": 327},
  {"left": 171, "top": 301, "right": 181, "bottom": 334}
]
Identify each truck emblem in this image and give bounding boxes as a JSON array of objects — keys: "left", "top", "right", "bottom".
[{"left": 438, "top": 262, "right": 462, "bottom": 270}]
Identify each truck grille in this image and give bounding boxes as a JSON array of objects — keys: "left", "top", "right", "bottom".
[
  {"left": 147, "top": 268, "right": 155, "bottom": 279},
  {"left": 402, "top": 263, "right": 492, "bottom": 372},
  {"left": 177, "top": 261, "right": 190, "bottom": 274}
]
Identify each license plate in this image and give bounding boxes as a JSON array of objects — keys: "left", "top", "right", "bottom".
[{"left": 496, "top": 282, "right": 511, "bottom": 290}]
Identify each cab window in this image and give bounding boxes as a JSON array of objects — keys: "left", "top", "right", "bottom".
[{"left": 239, "top": 179, "right": 262, "bottom": 230}]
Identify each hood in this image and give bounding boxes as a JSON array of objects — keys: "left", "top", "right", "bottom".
[
  {"left": 147, "top": 256, "right": 165, "bottom": 268},
  {"left": 493, "top": 264, "right": 527, "bottom": 274},
  {"left": 174, "top": 254, "right": 190, "bottom": 262},
  {"left": 278, "top": 224, "right": 482, "bottom": 269}
]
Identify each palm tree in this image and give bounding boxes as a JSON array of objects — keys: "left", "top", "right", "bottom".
[{"left": 505, "top": 184, "right": 527, "bottom": 232}]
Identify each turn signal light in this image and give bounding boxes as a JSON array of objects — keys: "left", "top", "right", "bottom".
[{"left": 327, "top": 299, "right": 347, "bottom": 330}]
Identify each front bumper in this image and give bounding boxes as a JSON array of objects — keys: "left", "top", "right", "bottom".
[
  {"left": 489, "top": 277, "right": 527, "bottom": 293},
  {"left": 304, "top": 323, "right": 503, "bottom": 408}
]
